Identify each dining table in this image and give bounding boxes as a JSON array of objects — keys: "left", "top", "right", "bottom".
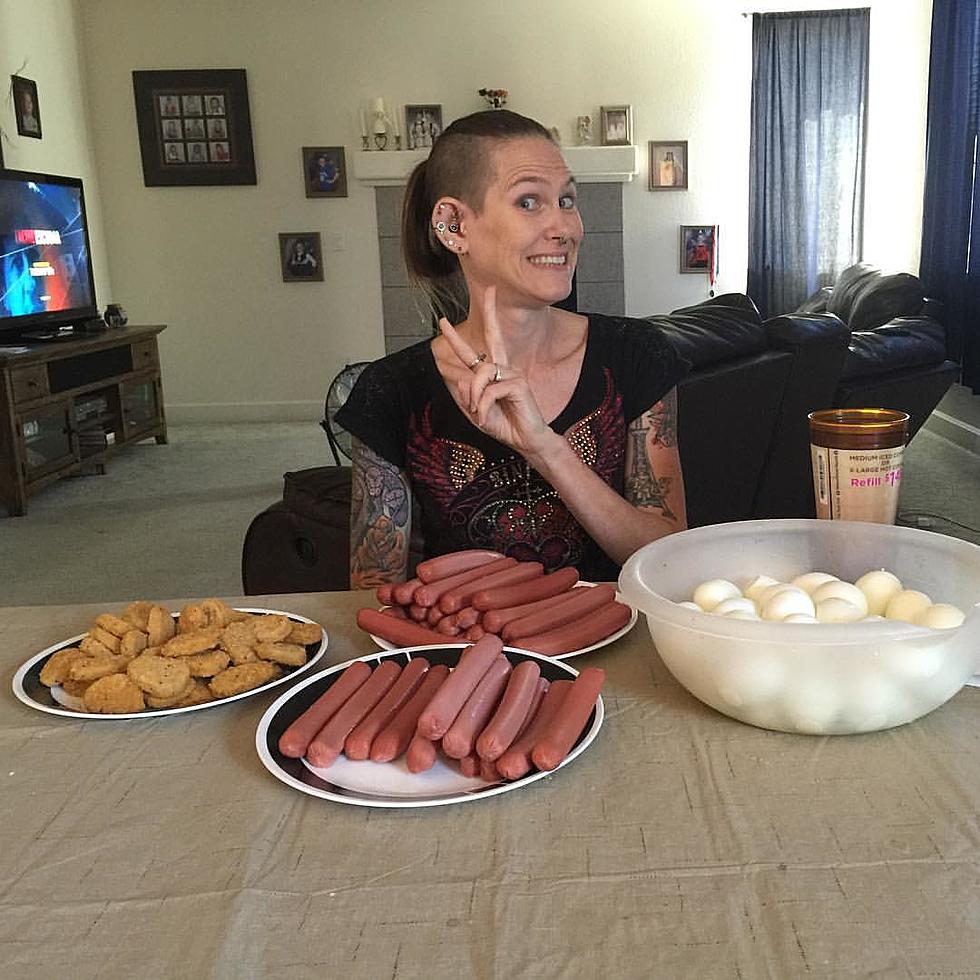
[{"left": 2, "top": 589, "right": 979, "bottom": 979}]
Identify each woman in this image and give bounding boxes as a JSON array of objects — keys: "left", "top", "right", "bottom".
[{"left": 336, "top": 110, "right": 687, "bottom": 589}]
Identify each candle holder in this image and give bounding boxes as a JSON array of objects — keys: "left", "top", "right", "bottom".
[
  {"left": 361, "top": 135, "right": 370, "bottom": 151},
  {"left": 394, "top": 134, "right": 402, "bottom": 151},
  {"left": 373, "top": 132, "right": 388, "bottom": 151}
]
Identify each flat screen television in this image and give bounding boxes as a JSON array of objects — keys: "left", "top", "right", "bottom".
[{"left": 0, "top": 169, "right": 98, "bottom": 341}]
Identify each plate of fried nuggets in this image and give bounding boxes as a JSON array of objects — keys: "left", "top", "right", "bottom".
[{"left": 12, "top": 598, "right": 328, "bottom": 719}]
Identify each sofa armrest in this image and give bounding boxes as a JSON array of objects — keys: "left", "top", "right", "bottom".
[
  {"left": 842, "top": 317, "right": 948, "bottom": 380},
  {"left": 764, "top": 312, "right": 851, "bottom": 349}
]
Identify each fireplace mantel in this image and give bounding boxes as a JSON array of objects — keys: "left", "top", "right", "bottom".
[{"left": 353, "top": 144, "right": 640, "bottom": 186}]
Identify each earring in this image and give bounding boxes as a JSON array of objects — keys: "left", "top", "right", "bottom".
[
  {"left": 448, "top": 222, "right": 459, "bottom": 233},
  {"left": 435, "top": 221, "right": 447, "bottom": 233},
  {"left": 447, "top": 239, "right": 455, "bottom": 247}
]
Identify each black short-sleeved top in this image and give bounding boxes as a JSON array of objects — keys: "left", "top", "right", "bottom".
[{"left": 336, "top": 313, "right": 685, "bottom": 581}]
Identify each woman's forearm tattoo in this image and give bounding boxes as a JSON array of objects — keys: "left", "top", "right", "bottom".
[
  {"left": 350, "top": 440, "right": 411, "bottom": 588},
  {"left": 626, "top": 390, "right": 679, "bottom": 520}
]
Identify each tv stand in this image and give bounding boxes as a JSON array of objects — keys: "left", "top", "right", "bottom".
[{"left": 0, "top": 325, "right": 167, "bottom": 516}]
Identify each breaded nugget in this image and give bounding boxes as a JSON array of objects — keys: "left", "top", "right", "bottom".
[
  {"left": 252, "top": 614, "right": 292, "bottom": 643},
  {"left": 287, "top": 621, "right": 323, "bottom": 646},
  {"left": 161, "top": 627, "right": 221, "bottom": 658},
  {"left": 144, "top": 676, "right": 197, "bottom": 708},
  {"left": 94, "top": 613, "right": 132, "bottom": 638},
  {"left": 39, "top": 646, "right": 88, "bottom": 687},
  {"left": 219, "top": 621, "right": 258, "bottom": 665},
  {"left": 70, "top": 652, "right": 131, "bottom": 682},
  {"left": 224, "top": 608, "right": 250, "bottom": 623},
  {"left": 173, "top": 678, "right": 215, "bottom": 707},
  {"left": 120, "top": 629, "right": 149, "bottom": 658},
  {"left": 127, "top": 653, "right": 192, "bottom": 698},
  {"left": 147, "top": 605, "right": 176, "bottom": 647},
  {"left": 121, "top": 600, "right": 154, "bottom": 630},
  {"left": 201, "top": 598, "right": 234, "bottom": 628},
  {"left": 60, "top": 678, "right": 92, "bottom": 698},
  {"left": 83, "top": 673, "right": 145, "bottom": 714},
  {"left": 184, "top": 649, "right": 230, "bottom": 677},
  {"left": 209, "top": 662, "right": 281, "bottom": 698},
  {"left": 254, "top": 642, "right": 307, "bottom": 667},
  {"left": 88, "top": 625, "right": 121, "bottom": 653},
  {"left": 178, "top": 603, "right": 209, "bottom": 634}
]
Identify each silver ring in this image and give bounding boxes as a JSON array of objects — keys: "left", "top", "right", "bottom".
[
  {"left": 467, "top": 352, "right": 487, "bottom": 370},
  {"left": 491, "top": 364, "right": 502, "bottom": 383}
]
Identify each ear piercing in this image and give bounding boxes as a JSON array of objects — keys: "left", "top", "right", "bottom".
[
  {"left": 448, "top": 222, "right": 459, "bottom": 233},
  {"left": 435, "top": 221, "right": 447, "bottom": 232}
]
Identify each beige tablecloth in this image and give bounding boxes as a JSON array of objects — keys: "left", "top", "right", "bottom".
[{"left": 2, "top": 592, "right": 979, "bottom": 979}]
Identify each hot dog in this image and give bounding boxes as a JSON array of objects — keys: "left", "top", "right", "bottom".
[
  {"left": 496, "top": 679, "right": 572, "bottom": 781},
  {"left": 471, "top": 566, "right": 580, "bottom": 612},
  {"left": 408, "top": 604, "right": 429, "bottom": 622},
  {"left": 376, "top": 583, "right": 396, "bottom": 606},
  {"left": 391, "top": 577, "right": 422, "bottom": 606},
  {"left": 458, "top": 752, "right": 481, "bottom": 778},
  {"left": 516, "top": 600, "right": 631, "bottom": 656},
  {"left": 306, "top": 660, "right": 403, "bottom": 768},
  {"left": 531, "top": 667, "right": 606, "bottom": 772},
  {"left": 475, "top": 660, "right": 541, "bottom": 761},
  {"left": 356, "top": 607, "right": 458, "bottom": 648},
  {"left": 416, "top": 633, "right": 503, "bottom": 740},
  {"left": 435, "top": 616, "right": 462, "bottom": 636},
  {"left": 343, "top": 657, "right": 430, "bottom": 761},
  {"left": 405, "top": 733, "right": 439, "bottom": 773},
  {"left": 502, "top": 584, "right": 616, "bottom": 643},
  {"left": 442, "top": 654, "right": 512, "bottom": 759},
  {"left": 454, "top": 607, "right": 482, "bottom": 631},
  {"left": 412, "top": 557, "right": 516, "bottom": 608},
  {"left": 277, "top": 660, "right": 372, "bottom": 758},
  {"left": 464, "top": 624, "right": 486, "bottom": 642},
  {"left": 514, "top": 676, "right": 549, "bottom": 741},
  {"left": 481, "top": 589, "right": 585, "bottom": 636},
  {"left": 416, "top": 549, "right": 504, "bottom": 584},
  {"left": 480, "top": 757, "right": 500, "bottom": 783},
  {"left": 426, "top": 605, "right": 445, "bottom": 626},
  {"left": 379, "top": 605, "right": 409, "bottom": 620},
  {"left": 369, "top": 663, "right": 451, "bottom": 763},
  {"left": 439, "top": 562, "right": 545, "bottom": 615}
]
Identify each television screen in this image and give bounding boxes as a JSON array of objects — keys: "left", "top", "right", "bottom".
[{"left": 0, "top": 170, "right": 97, "bottom": 336}]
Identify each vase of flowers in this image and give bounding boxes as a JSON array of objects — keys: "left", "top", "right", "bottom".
[{"left": 479, "top": 88, "right": 508, "bottom": 110}]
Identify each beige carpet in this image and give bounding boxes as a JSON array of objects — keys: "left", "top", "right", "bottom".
[{"left": 1, "top": 422, "right": 977, "bottom": 608}]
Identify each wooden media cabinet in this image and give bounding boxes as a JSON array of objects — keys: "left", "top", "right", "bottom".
[{"left": 0, "top": 325, "right": 168, "bottom": 516}]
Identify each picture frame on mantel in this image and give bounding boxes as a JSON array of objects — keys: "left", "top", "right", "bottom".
[
  {"left": 600, "top": 105, "right": 632, "bottom": 146},
  {"left": 132, "top": 69, "right": 256, "bottom": 186}
]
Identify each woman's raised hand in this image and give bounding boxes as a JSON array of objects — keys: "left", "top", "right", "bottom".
[{"left": 439, "top": 286, "right": 554, "bottom": 457}]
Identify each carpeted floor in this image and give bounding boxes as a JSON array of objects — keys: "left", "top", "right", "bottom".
[{"left": 1, "top": 421, "right": 977, "bottom": 607}]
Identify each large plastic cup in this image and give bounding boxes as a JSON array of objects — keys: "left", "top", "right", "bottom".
[{"left": 808, "top": 408, "right": 910, "bottom": 523}]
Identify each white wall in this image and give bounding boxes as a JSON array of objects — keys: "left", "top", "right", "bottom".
[
  {"left": 66, "top": 0, "right": 930, "bottom": 421},
  {"left": 0, "top": 0, "right": 113, "bottom": 308}
]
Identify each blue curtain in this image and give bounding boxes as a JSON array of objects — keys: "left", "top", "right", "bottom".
[
  {"left": 920, "top": 0, "right": 980, "bottom": 392},
  {"left": 747, "top": 9, "right": 870, "bottom": 318}
]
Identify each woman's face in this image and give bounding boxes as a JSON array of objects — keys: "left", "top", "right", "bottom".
[{"left": 459, "top": 137, "right": 582, "bottom": 309}]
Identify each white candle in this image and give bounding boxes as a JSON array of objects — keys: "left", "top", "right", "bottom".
[
  {"left": 359, "top": 109, "right": 368, "bottom": 137},
  {"left": 371, "top": 97, "right": 385, "bottom": 115}
]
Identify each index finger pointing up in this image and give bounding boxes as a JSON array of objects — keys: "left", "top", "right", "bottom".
[
  {"left": 439, "top": 317, "right": 482, "bottom": 369},
  {"left": 481, "top": 285, "right": 508, "bottom": 367}
]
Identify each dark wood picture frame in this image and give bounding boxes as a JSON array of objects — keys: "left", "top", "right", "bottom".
[
  {"left": 404, "top": 104, "right": 443, "bottom": 150},
  {"left": 680, "top": 224, "right": 719, "bottom": 275},
  {"left": 649, "top": 140, "right": 688, "bottom": 190},
  {"left": 132, "top": 69, "right": 256, "bottom": 186},
  {"left": 302, "top": 146, "right": 348, "bottom": 198},
  {"left": 279, "top": 232, "right": 324, "bottom": 282},
  {"left": 12, "top": 75, "right": 42, "bottom": 140}
]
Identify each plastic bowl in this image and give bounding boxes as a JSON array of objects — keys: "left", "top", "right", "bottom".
[{"left": 618, "top": 519, "right": 980, "bottom": 735}]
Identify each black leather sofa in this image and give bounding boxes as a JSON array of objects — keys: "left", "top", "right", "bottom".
[{"left": 242, "top": 265, "right": 957, "bottom": 594}]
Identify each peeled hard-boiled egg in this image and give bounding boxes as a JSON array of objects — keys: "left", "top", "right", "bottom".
[
  {"left": 884, "top": 589, "right": 932, "bottom": 624},
  {"left": 854, "top": 569, "right": 903, "bottom": 617},
  {"left": 760, "top": 587, "right": 816, "bottom": 621},
  {"left": 782, "top": 613, "right": 818, "bottom": 623},
  {"left": 916, "top": 603, "right": 966, "bottom": 629},
  {"left": 811, "top": 580, "right": 869, "bottom": 618},
  {"left": 743, "top": 575, "right": 780, "bottom": 602},
  {"left": 815, "top": 597, "right": 866, "bottom": 623},
  {"left": 676, "top": 601, "right": 702, "bottom": 611},
  {"left": 712, "top": 597, "right": 758, "bottom": 617},
  {"left": 721, "top": 608, "right": 762, "bottom": 620},
  {"left": 692, "top": 579, "right": 742, "bottom": 612},
  {"left": 791, "top": 571, "right": 839, "bottom": 595}
]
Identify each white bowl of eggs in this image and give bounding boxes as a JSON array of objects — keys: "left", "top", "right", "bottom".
[{"left": 618, "top": 519, "right": 980, "bottom": 735}]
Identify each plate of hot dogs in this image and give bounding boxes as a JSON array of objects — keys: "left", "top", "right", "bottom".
[
  {"left": 255, "top": 634, "right": 605, "bottom": 808},
  {"left": 358, "top": 550, "right": 637, "bottom": 659}
]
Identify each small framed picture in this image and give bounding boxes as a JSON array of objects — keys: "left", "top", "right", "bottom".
[
  {"left": 649, "top": 141, "right": 688, "bottom": 190},
  {"left": 12, "top": 75, "right": 42, "bottom": 139},
  {"left": 404, "top": 104, "right": 443, "bottom": 150},
  {"left": 279, "top": 232, "right": 324, "bottom": 282},
  {"left": 205, "top": 94, "right": 226, "bottom": 116},
  {"left": 163, "top": 142, "right": 186, "bottom": 164},
  {"left": 680, "top": 225, "right": 719, "bottom": 275},
  {"left": 183, "top": 117, "right": 206, "bottom": 140},
  {"left": 182, "top": 94, "right": 203, "bottom": 116},
  {"left": 302, "top": 146, "right": 348, "bottom": 198},
  {"left": 187, "top": 142, "right": 208, "bottom": 165},
  {"left": 600, "top": 105, "right": 632, "bottom": 146},
  {"left": 209, "top": 141, "right": 231, "bottom": 163}
]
